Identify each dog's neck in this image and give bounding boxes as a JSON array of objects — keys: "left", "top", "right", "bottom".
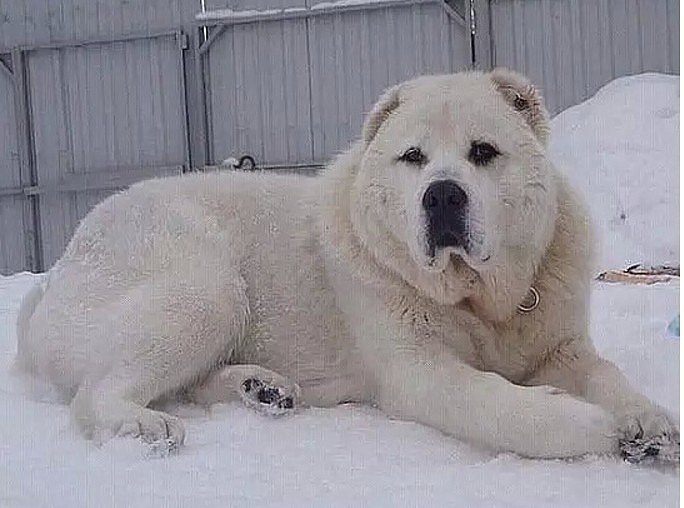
[{"left": 469, "top": 178, "right": 592, "bottom": 325}]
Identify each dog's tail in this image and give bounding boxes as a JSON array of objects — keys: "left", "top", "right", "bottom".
[{"left": 15, "top": 279, "right": 44, "bottom": 356}]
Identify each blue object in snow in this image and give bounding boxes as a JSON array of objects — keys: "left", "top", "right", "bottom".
[{"left": 667, "top": 314, "right": 680, "bottom": 338}]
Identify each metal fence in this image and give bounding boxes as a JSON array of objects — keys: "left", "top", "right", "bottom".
[{"left": 0, "top": 0, "right": 678, "bottom": 274}]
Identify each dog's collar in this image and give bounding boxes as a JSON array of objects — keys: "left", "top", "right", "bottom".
[{"left": 517, "top": 286, "right": 540, "bottom": 313}]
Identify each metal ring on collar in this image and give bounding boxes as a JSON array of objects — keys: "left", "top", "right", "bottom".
[{"left": 517, "top": 286, "right": 540, "bottom": 313}]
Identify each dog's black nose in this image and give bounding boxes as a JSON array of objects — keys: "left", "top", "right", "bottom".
[
  {"left": 422, "top": 180, "right": 468, "bottom": 252},
  {"left": 422, "top": 180, "right": 468, "bottom": 213}
]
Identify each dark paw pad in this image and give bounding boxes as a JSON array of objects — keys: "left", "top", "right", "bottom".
[
  {"left": 620, "top": 436, "right": 678, "bottom": 465},
  {"left": 257, "top": 387, "right": 283, "bottom": 404},
  {"left": 240, "top": 377, "right": 297, "bottom": 416},
  {"left": 278, "top": 397, "right": 294, "bottom": 410},
  {"left": 242, "top": 378, "right": 264, "bottom": 393}
]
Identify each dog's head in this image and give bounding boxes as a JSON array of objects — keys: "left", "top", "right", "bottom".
[{"left": 349, "top": 69, "right": 558, "bottom": 318}]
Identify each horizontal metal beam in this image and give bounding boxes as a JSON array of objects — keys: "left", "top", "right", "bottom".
[
  {"left": 202, "top": 162, "right": 326, "bottom": 173},
  {"left": 0, "top": 30, "right": 182, "bottom": 54},
  {"left": 260, "top": 162, "right": 326, "bottom": 171},
  {"left": 0, "top": 162, "right": 326, "bottom": 198},
  {"left": 0, "top": 186, "right": 24, "bottom": 197},
  {"left": 195, "top": 0, "right": 465, "bottom": 31},
  {"left": 0, "top": 164, "right": 184, "bottom": 197}
]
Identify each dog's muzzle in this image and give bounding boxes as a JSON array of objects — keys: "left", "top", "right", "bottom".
[{"left": 422, "top": 180, "right": 468, "bottom": 256}]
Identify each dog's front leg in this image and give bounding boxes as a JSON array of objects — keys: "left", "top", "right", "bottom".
[
  {"left": 527, "top": 343, "right": 679, "bottom": 461},
  {"left": 368, "top": 342, "right": 617, "bottom": 459}
]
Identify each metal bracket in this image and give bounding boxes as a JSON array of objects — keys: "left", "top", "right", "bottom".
[
  {"left": 18, "top": 165, "right": 185, "bottom": 196},
  {"left": 199, "top": 25, "right": 226, "bottom": 55},
  {"left": 177, "top": 32, "right": 189, "bottom": 50},
  {"left": 0, "top": 53, "right": 12, "bottom": 77}
]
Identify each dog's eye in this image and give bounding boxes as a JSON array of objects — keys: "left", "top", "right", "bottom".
[
  {"left": 398, "top": 147, "right": 427, "bottom": 166},
  {"left": 468, "top": 141, "right": 500, "bottom": 166}
]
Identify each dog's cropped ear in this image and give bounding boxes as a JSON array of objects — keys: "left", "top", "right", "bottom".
[
  {"left": 363, "top": 84, "right": 403, "bottom": 146},
  {"left": 490, "top": 68, "right": 550, "bottom": 146}
]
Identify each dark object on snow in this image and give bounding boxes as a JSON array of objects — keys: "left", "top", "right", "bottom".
[
  {"left": 235, "top": 155, "right": 257, "bottom": 171},
  {"left": 216, "top": 155, "right": 258, "bottom": 171},
  {"left": 596, "top": 264, "right": 680, "bottom": 285},
  {"left": 624, "top": 264, "right": 680, "bottom": 277}
]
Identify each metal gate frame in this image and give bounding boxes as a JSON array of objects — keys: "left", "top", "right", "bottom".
[{"left": 0, "top": 30, "right": 191, "bottom": 272}]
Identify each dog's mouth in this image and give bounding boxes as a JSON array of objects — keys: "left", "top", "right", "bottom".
[
  {"left": 425, "top": 246, "right": 490, "bottom": 271},
  {"left": 412, "top": 211, "right": 491, "bottom": 273},
  {"left": 422, "top": 232, "right": 491, "bottom": 272},
  {"left": 426, "top": 232, "right": 467, "bottom": 258}
]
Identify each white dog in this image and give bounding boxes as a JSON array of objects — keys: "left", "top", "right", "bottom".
[{"left": 16, "top": 69, "right": 678, "bottom": 460}]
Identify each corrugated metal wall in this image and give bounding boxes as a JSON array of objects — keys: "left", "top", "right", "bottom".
[
  {"left": 201, "top": 0, "right": 469, "bottom": 165},
  {"left": 0, "top": 0, "right": 196, "bottom": 47},
  {"left": 205, "top": 18, "right": 314, "bottom": 165},
  {"left": 27, "top": 35, "right": 190, "bottom": 265},
  {"left": 307, "top": 5, "right": 466, "bottom": 161},
  {"left": 486, "top": 0, "right": 680, "bottom": 114},
  {"left": 0, "top": 0, "right": 198, "bottom": 272}
]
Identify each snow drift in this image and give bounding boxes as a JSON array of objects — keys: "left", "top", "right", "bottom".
[{"left": 550, "top": 73, "right": 679, "bottom": 271}]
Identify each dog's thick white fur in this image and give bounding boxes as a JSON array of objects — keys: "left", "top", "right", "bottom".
[{"left": 16, "top": 70, "right": 678, "bottom": 458}]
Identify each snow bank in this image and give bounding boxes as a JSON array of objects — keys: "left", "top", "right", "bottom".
[{"left": 550, "top": 73, "right": 680, "bottom": 271}]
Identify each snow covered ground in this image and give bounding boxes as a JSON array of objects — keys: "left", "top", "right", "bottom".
[{"left": 0, "top": 74, "right": 679, "bottom": 507}]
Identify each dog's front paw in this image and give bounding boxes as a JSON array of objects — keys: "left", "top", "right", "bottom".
[
  {"left": 617, "top": 407, "right": 679, "bottom": 464},
  {"left": 240, "top": 377, "right": 299, "bottom": 416},
  {"left": 116, "top": 408, "right": 186, "bottom": 447}
]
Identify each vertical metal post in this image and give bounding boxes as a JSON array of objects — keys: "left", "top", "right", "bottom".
[
  {"left": 194, "top": 26, "right": 211, "bottom": 166},
  {"left": 468, "top": 0, "right": 493, "bottom": 70},
  {"left": 176, "top": 31, "right": 192, "bottom": 172},
  {"left": 12, "top": 48, "right": 44, "bottom": 273}
]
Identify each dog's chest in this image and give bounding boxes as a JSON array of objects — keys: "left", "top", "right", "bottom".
[
  {"left": 474, "top": 308, "right": 568, "bottom": 383},
  {"left": 394, "top": 299, "right": 547, "bottom": 383}
]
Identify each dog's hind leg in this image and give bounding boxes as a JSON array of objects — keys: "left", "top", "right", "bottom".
[
  {"left": 70, "top": 266, "right": 249, "bottom": 445},
  {"left": 190, "top": 364, "right": 301, "bottom": 416}
]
